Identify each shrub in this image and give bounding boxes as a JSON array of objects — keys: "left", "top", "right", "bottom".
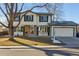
[
  {"left": 76, "top": 32, "right": 79, "bottom": 37},
  {"left": 0, "top": 31, "right": 8, "bottom": 36}
]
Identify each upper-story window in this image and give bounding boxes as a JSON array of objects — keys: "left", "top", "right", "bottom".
[
  {"left": 24, "top": 15, "right": 33, "bottom": 21},
  {"left": 15, "top": 16, "right": 20, "bottom": 21},
  {"left": 39, "top": 15, "right": 48, "bottom": 22}
]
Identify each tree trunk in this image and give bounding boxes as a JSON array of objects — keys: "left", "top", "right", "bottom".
[
  {"left": 9, "top": 11, "right": 15, "bottom": 40},
  {"left": 8, "top": 23, "right": 14, "bottom": 40}
]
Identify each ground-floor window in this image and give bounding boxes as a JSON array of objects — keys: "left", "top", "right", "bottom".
[
  {"left": 14, "top": 27, "right": 23, "bottom": 32},
  {"left": 39, "top": 26, "right": 48, "bottom": 33}
]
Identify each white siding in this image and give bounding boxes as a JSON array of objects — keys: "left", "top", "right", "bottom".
[
  {"left": 39, "top": 33, "right": 48, "bottom": 36},
  {"left": 13, "top": 12, "right": 37, "bottom": 26},
  {"left": 14, "top": 32, "right": 23, "bottom": 36},
  {"left": 37, "top": 15, "right": 51, "bottom": 26},
  {"left": 13, "top": 12, "right": 52, "bottom": 36},
  {"left": 13, "top": 12, "right": 51, "bottom": 26}
]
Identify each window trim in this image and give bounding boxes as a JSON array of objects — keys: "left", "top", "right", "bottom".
[
  {"left": 24, "top": 15, "right": 33, "bottom": 22},
  {"left": 14, "top": 27, "right": 23, "bottom": 32},
  {"left": 39, "top": 15, "right": 48, "bottom": 22},
  {"left": 39, "top": 26, "right": 48, "bottom": 33}
]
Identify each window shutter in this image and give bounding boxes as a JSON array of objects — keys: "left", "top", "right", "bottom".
[
  {"left": 39, "top": 16, "right": 41, "bottom": 22},
  {"left": 26, "top": 15, "right": 28, "bottom": 21},
  {"left": 47, "top": 16, "right": 48, "bottom": 22},
  {"left": 32, "top": 15, "right": 33, "bottom": 21}
]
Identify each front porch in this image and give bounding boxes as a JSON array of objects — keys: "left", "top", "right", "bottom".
[
  {"left": 24, "top": 25, "right": 37, "bottom": 36},
  {"left": 14, "top": 25, "right": 50, "bottom": 37},
  {"left": 24, "top": 25, "right": 50, "bottom": 37}
]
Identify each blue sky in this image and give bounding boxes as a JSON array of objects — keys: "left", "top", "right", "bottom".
[
  {"left": 0, "top": 3, "right": 79, "bottom": 24},
  {"left": 63, "top": 3, "right": 79, "bottom": 23}
]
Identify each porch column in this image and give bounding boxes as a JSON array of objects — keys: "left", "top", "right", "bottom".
[
  {"left": 23, "top": 26, "right": 25, "bottom": 36},
  {"left": 34, "top": 25, "right": 38, "bottom": 36}
]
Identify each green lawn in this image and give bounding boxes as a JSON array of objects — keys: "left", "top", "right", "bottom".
[{"left": 0, "top": 37, "right": 53, "bottom": 46}]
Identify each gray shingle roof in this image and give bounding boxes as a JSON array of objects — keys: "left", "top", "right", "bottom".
[
  {"left": 49, "top": 21, "right": 78, "bottom": 26},
  {"left": 32, "top": 11, "right": 53, "bottom": 15},
  {"left": 21, "top": 10, "right": 53, "bottom": 15}
]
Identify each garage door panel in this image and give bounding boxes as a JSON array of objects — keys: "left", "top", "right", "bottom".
[{"left": 54, "top": 28, "right": 74, "bottom": 37}]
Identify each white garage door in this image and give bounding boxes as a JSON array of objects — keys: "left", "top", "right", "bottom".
[{"left": 54, "top": 28, "right": 74, "bottom": 37}]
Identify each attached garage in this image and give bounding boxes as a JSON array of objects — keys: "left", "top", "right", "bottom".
[
  {"left": 49, "top": 21, "right": 78, "bottom": 37},
  {"left": 53, "top": 27, "right": 74, "bottom": 37}
]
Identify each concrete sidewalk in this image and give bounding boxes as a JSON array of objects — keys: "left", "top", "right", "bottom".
[
  {"left": 0, "top": 47, "right": 79, "bottom": 56},
  {"left": 0, "top": 46, "right": 63, "bottom": 49}
]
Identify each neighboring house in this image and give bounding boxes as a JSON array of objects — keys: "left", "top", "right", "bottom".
[
  {"left": 13, "top": 11, "right": 78, "bottom": 37},
  {"left": 0, "top": 24, "right": 7, "bottom": 32},
  {"left": 0, "top": 25, "right": 4, "bottom": 32}
]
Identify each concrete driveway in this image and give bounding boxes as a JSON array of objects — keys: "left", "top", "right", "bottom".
[{"left": 56, "top": 37, "right": 79, "bottom": 48}]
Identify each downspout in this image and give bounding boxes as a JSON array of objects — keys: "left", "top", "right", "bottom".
[
  {"left": 53, "top": 27, "right": 56, "bottom": 42},
  {"left": 76, "top": 25, "right": 78, "bottom": 37}
]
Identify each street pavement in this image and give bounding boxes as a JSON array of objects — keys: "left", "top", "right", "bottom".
[{"left": 0, "top": 47, "right": 79, "bottom": 56}]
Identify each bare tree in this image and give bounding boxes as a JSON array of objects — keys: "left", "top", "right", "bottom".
[
  {"left": 44, "top": 3, "right": 63, "bottom": 42},
  {"left": 0, "top": 3, "right": 47, "bottom": 40},
  {"left": 45, "top": 3, "right": 63, "bottom": 21}
]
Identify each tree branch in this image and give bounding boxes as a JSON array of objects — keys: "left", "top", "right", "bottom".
[
  {"left": 14, "top": 3, "right": 24, "bottom": 22},
  {"left": 18, "top": 3, "right": 24, "bottom": 13},
  {"left": 6, "top": 4, "right": 11, "bottom": 14},
  {"left": 45, "top": 6, "right": 51, "bottom": 13},
  {"left": 15, "top": 3, "right": 18, "bottom": 13},
  {"left": 22, "top": 3, "right": 48, "bottom": 13},
  {"left": 4, "top": 3, "right": 9, "bottom": 15},
  {"left": 0, "top": 6, "right": 9, "bottom": 23},
  {"left": 15, "top": 10, "right": 30, "bottom": 27},
  {"left": 14, "top": 3, "right": 18, "bottom": 18},
  {"left": 0, "top": 21, "right": 8, "bottom": 28},
  {"left": 10, "top": 3, "right": 14, "bottom": 13}
]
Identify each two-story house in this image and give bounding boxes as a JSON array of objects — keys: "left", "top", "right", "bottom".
[
  {"left": 13, "top": 11, "right": 52, "bottom": 36},
  {"left": 13, "top": 11, "right": 78, "bottom": 37}
]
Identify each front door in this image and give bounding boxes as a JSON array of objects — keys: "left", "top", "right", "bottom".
[
  {"left": 24, "top": 25, "right": 36, "bottom": 36},
  {"left": 25, "top": 25, "right": 30, "bottom": 35}
]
